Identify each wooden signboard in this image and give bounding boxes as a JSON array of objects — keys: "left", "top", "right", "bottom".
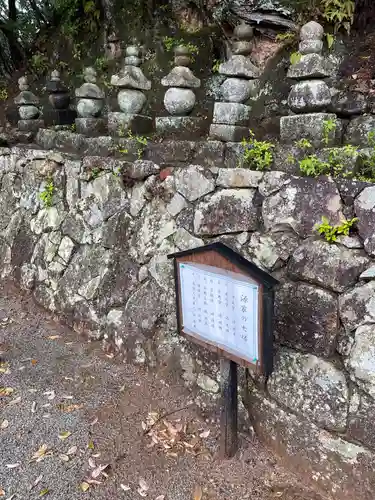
[{"left": 168, "top": 242, "right": 278, "bottom": 458}]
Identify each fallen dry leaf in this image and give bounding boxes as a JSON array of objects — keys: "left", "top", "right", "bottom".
[
  {"left": 80, "top": 482, "right": 90, "bottom": 492},
  {"left": 120, "top": 484, "right": 131, "bottom": 491},
  {"left": 58, "top": 403, "right": 83, "bottom": 413},
  {"left": 139, "top": 479, "right": 149, "bottom": 491},
  {"left": 31, "top": 359, "right": 38, "bottom": 365},
  {"left": 31, "top": 402, "right": 37, "bottom": 413},
  {"left": 90, "top": 418, "right": 98, "bottom": 426},
  {"left": 43, "top": 390, "right": 55, "bottom": 400},
  {"left": 6, "top": 464, "right": 20, "bottom": 469},
  {"left": 47, "top": 335, "right": 60, "bottom": 340},
  {"left": 58, "top": 431, "right": 71, "bottom": 440},
  {"left": 91, "top": 464, "right": 109, "bottom": 479},
  {"left": 88, "top": 440, "right": 95, "bottom": 450},
  {"left": 0, "top": 488, "right": 4, "bottom": 496},
  {"left": 199, "top": 430, "right": 210, "bottom": 439},
  {"left": 88, "top": 457, "right": 96, "bottom": 468},
  {"left": 39, "top": 488, "right": 49, "bottom": 496},
  {"left": 7, "top": 396, "right": 21, "bottom": 406},
  {"left": 193, "top": 484, "right": 203, "bottom": 500},
  {"left": 29, "top": 474, "right": 43, "bottom": 490},
  {"left": 0, "top": 387, "right": 14, "bottom": 397},
  {"left": 31, "top": 444, "right": 50, "bottom": 462},
  {"left": 86, "top": 479, "right": 102, "bottom": 485},
  {"left": 59, "top": 454, "right": 69, "bottom": 462},
  {"left": 1, "top": 420, "right": 9, "bottom": 430},
  {"left": 155, "top": 496, "right": 165, "bottom": 500},
  {"left": 138, "top": 488, "right": 148, "bottom": 497},
  {"left": 67, "top": 446, "right": 77, "bottom": 455}
]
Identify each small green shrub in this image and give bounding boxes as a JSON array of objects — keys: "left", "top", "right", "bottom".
[
  {"left": 315, "top": 216, "right": 358, "bottom": 243},
  {"left": 355, "top": 131, "right": 375, "bottom": 182},
  {"left": 90, "top": 167, "right": 101, "bottom": 179},
  {"left": 290, "top": 51, "right": 302, "bottom": 65},
  {"left": 295, "top": 138, "right": 313, "bottom": 150},
  {"left": 321, "top": 0, "right": 355, "bottom": 34},
  {"left": 299, "top": 155, "right": 330, "bottom": 177},
  {"left": 0, "top": 88, "right": 8, "bottom": 101},
  {"left": 162, "top": 37, "right": 199, "bottom": 57},
  {"left": 128, "top": 131, "right": 148, "bottom": 159},
  {"left": 39, "top": 180, "right": 55, "bottom": 208},
  {"left": 323, "top": 118, "right": 337, "bottom": 146},
  {"left": 31, "top": 52, "right": 49, "bottom": 74},
  {"left": 276, "top": 32, "right": 297, "bottom": 43},
  {"left": 212, "top": 59, "right": 221, "bottom": 73},
  {"left": 70, "top": 123, "right": 76, "bottom": 133},
  {"left": 241, "top": 131, "right": 274, "bottom": 171},
  {"left": 325, "top": 33, "right": 335, "bottom": 49}
]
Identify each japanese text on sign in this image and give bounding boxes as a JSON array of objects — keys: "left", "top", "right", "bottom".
[{"left": 179, "top": 263, "right": 259, "bottom": 363}]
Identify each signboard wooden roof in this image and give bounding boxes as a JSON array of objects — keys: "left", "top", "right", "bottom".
[{"left": 168, "top": 242, "right": 278, "bottom": 377}]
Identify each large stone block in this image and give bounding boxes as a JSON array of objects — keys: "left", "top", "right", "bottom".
[
  {"left": 268, "top": 348, "right": 348, "bottom": 431},
  {"left": 287, "top": 53, "right": 334, "bottom": 80},
  {"left": 354, "top": 186, "right": 375, "bottom": 256},
  {"left": 280, "top": 113, "right": 342, "bottom": 147},
  {"left": 247, "top": 231, "right": 299, "bottom": 271},
  {"left": 262, "top": 176, "right": 344, "bottom": 238},
  {"left": 344, "top": 116, "right": 375, "bottom": 146},
  {"left": 275, "top": 281, "right": 338, "bottom": 356},
  {"left": 155, "top": 116, "right": 207, "bottom": 139},
  {"left": 212, "top": 102, "right": 251, "bottom": 126},
  {"left": 288, "top": 81, "right": 331, "bottom": 113},
  {"left": 339, "top": 281, "right": 375, "bottom": 332},
  {"left": 349, "top": 387, "right": 375, "bottom": 450},
  {"left": 246, "top": 387, "right": 375, "bottom": 500},
  {"left": 288, "top": 239, "right": 370, "bottom": 293},
  {"left": 347, "top": 324, "right": 375, "bottom": 398},
  {"left": 209, "top": 124, "right": 251, "bottom": 142},
  {"left": 175, "top": 165, "right": 215, "bottom": 202},
  {"left": 107, "top": 112, "right": 153, "bottom": 136},
  {"left": 218, "top": 55, "right": 260, "bottom": 79},
  {"left": 194, "top": 189, "right": 258, "bottom": 236},
  {"left": 216, "top": 168, "right": 263, "bottom": 188}
]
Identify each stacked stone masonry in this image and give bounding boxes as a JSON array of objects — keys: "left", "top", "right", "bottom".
[{"left": 1, "top": 136, "right": 375, "bottom": 499}]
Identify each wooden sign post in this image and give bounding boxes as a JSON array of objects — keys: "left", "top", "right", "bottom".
[{"left": 168, "top": 242, "right": 278, "bottom": 458}]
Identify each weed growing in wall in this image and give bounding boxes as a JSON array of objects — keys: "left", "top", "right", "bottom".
[
  {"left": 39, "top": 179, "right": 55, "bottom": 208},
  {"left": 323, "top": 118, "right": 337, "bottom": 146},
  {"left": 315, "top": 216, "right": 358, "bottom": 243},
  {"left": 0, "top": 88, "right": 8, "bottom": 101},
  {"left": 299, "top": 155, "right": 330, "bottom": 177},
  {"left": 290, "top": 52, "right": 302, "bottom": 65},
  {"left": 128, "top": 131, "right": 148, "bottom": 160},
  {"left": 241, "top": 131, "right": 274, "bottom": 171}
]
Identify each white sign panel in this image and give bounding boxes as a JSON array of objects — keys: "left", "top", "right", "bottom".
[{"left": 179, "top": 263, "right": 259, "bottom": 364}]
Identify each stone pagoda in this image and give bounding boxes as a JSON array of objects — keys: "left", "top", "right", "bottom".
[
  {"left": 75, "top": 67, "right": 105, "bottom": 136},
  {"left": 45, "top": 70, "right": 76, "bottom": 126},
  {"left": 209, "top": 21, "right": 260, "bottom": 142},
  {"left": 108, "top": 45, "right": 152, "bottom": 135},
  {"left": 280, "top": 21, "right": 340, "bottom": 146},
  {"left": 156, "top": 45, "right": 204, "bottom": 138},
  {"left": 14, "top": 76, "right": 44, "bottom": 132}
]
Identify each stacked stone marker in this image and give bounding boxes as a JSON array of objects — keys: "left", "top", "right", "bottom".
[
  {"left": 108, "top": 45, "right": 152, "bottom": 135},
  {"left": 280, "top": 21, "right": 339, "bottom": 146},
  {"left": 156, "top": 45, "right": 204, "bottom": 138},
  {"left": 45, "top": 70, "right": 76, "bottom": 126},
  {"left": 209, "top": 22, "right": 260, "bottom": 142},
  {"left": 14, "top": 76, "right": 44, "bottom": 132},
  {"left": 75, "top": 67, "right": 105, "bottom": 136}
]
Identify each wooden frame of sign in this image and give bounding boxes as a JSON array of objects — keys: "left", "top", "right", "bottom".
[{"left": 168, "top": 242, "right": 278, "bottom": 458}]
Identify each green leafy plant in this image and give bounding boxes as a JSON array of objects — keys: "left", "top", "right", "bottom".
[
  {"left": 315, "top": 216, "right": 358, "bottom": 243},
  {"left": 162, "top": 37, "right": 199, "bottom": 57},
  {"left": 113, "top": 167, "right": 122, "bottom": 177},
  {"left": 276, "top": 31, "right": 297, "bottom": 43},
  {"left": 0, "top": 88, "right": 8, "bottom": 101},
  {"left": 287, "top": 153, "right": 296, "bottom": 165},
  {"left": 128, "top": 130, "right": 148, "bottom": 159},
  {"left": 39, "top": 179, "right": 55, "bottom": 208},
  {"left": 355, "top": 131, "right": 375, "bottom": 182},
  {"left": 295, "top": 138, "right": 313, "bottom": 150},
  {"left": 31, "top": 52, "right": 49, "bottom": 74},
  {"left": 323, "top": 118, "right": 337, "bottom": 146},
  {"left": 325, "top": 32, "right": 335, "bottom": 49},
  {"left": 241, "top": 131, "right": 274, "bottom": 171},
  {"left": 70, "top": 123, "right": 76, "bottom": 133},
  {"left": 299, "top": 155, "right": 330, "bottom": 177},
  {"left": 94, "top": 56, "right": 109, "bottom": 72},
  {"left": 290, "top": 51, "right": 302, "bottom": 65},
  {"left": 90, "top": 167, "right": 101, "bottom": 179},
  {"left": 321, "top": 0, "right": 355, "bottom": 34},
  {"left": 212, "top": 59, "right": 221, "bottom": 73}
]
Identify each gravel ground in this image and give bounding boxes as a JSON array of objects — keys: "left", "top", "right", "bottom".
[{"left": 0, "top": 281, "right": 326, "bottom": 500}]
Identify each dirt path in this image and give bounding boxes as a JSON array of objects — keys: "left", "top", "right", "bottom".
[{"left": 0, "top": 281, "right": 324, "bottom": 500}]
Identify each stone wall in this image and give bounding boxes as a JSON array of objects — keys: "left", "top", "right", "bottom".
[{"left": 1, "top": 136, "right": 375, "bottom": 500}]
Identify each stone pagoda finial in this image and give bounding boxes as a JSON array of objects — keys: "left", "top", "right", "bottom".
[
  {"left": 75, "top": 67, "right": 105, "bottom": 136},
  {"left": 108, "top": 45, "right": 153, "bottom": 135},
  {"left": 209, "top": 22, "right": 260, "bottom": 142},
  {"left": 45, "top": 69, "right": 76, "bottom": 126},
  {"left": 14, "top": 75, "right": 44, "bottom": 132},
  {"left": 156, "top": 44, "right": 204, "bottom": 138},
  {"left": 280, "top": 20, "right": 340, "bottom": 147}
]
